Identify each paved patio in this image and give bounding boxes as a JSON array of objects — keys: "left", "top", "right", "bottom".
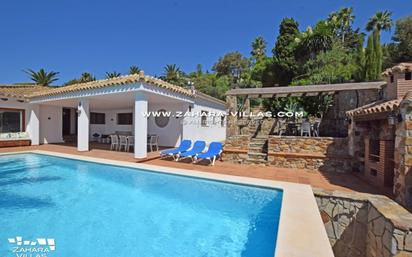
[{"left": 0, "top": 144, "right": 387, "bottom": 196}]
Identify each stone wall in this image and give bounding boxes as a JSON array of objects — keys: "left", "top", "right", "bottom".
[
  {"left": 315, "top": 189, "right": 412, "bottom": 257},
  {"left": 226, "top": 95, "right": 238, "bottom": 138},
  {"left": 269, "top": 136, "right": 349, "bottom": 155},
  {"left": 394, "top": 102, "right": 412, "bottom": 209},
  {"left": 222, "top": 135, "right": 249, "bottom": 164},
  {"left": 267, "top": 136, "right": 352, "bottom": 172},
  {"left": 321, "top": 89, "right": 380, "bottom": 137}
]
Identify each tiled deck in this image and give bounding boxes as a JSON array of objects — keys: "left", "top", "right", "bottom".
[{"left": 0, "top": 144, "right": 387, "bottom": 195}]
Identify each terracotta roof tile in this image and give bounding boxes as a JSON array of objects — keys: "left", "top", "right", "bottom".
[
  {"left": 382, "top": 62, "right": 412, "bottom": 76},
  {"left": 346, "top": 98, "right": 401, "bottom": 117},
  {"left": 0, "top": 71, "right": 193, "bottom": 99},
  {"left": 0, "top": 84, "right": 53, "bottom": 99},
  {"left": 29, "top": 72, "right": 193, "bottom": 98}
]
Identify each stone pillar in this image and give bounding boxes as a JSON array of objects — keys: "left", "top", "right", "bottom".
[
  {"left": 226, "top": 95, "right": 237, "bottom": 138},
  {"left": 243, "top": 97, "right": 250, "bottom": 115},
  {"left": 134, "top": 92, "right": 148, "bottom": 158},
  {"left": 77, "top": 99, "right": 90, "bottom": 152},
  {"left": 28, "top": 104, "right": 40, "bottom": 145},
  {"left": 394, "top": 103, "right": 412, "bottom": 209},
  {"left": 348, "top": 119, "right": 356, "bottom": 157}
]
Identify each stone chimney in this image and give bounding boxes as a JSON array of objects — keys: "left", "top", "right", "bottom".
[{"left": 383, "top": 62, "right": 412, "bottom": 100}]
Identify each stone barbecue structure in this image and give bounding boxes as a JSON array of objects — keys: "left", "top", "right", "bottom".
[{"left": 347, "top": 62, "right": 412, "bottom": 210}]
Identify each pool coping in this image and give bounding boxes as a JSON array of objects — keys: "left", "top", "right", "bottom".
[{"left": 0, "top": 150, "right": 334, "bottom": 257}]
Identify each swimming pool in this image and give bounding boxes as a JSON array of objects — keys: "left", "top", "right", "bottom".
[{"left": 0, "top": 153, "right": 282, "bottom": 257}]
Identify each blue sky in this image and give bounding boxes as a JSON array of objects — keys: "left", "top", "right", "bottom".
[{"left": 0, "top": 0, "right": 410, "bottom": 84}]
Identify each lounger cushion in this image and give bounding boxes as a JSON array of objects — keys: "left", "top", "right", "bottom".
[
  {"left": 179, "top": 141, "right": 206, "bottom": 157},
  {"left": 197, "top": 142, "right": 223, "bottom": 159},
  {"left": 160, "top": 140, "right": 192, "bottom": 155}
]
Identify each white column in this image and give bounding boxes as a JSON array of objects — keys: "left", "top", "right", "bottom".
[
  {"left": 28, "top": 104, "right": 40, "bottom": 145},
  {"left": 134, "top": 92, "right": 148, "bottom": 158},
  {"left": 181, "top": 103, "right": 191, "bottom": 143},
  {"left": 77, "top": 99, "right": 90, "bottom": 152}
]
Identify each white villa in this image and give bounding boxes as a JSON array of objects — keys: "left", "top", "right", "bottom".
[{"left": 0, "top": 71, "right": 226, "bottom": 158}]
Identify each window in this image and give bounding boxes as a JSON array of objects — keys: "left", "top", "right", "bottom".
[
  {"left": 117, "top": 113, "right": 133, "bottom": 125},
  {"left": 0, "top": 109, "right": 24, "bottom": 133},
  {"left": 201, "top": 110, "right": 208, "bottom": 127},
  {"left": 390, "top": 75, "right": 394, "bottom": 83},
  {"left": 406, "top": 72, "right": 412, "bottom": 81},
  {"left": 154, "top": 109, "right": 170, "bottom": 128},
  {"left": 90, "top": 112, "right": 105, "bottom": 125}
]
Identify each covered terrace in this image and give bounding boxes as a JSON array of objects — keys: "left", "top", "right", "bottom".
[{"left": 223, "top": 81, "right": 387, "bottom": 170}]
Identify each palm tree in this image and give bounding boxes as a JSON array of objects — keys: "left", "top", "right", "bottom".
[
  {"left": 251, "top": 36, "right": 267, "bottom": 61},
  {"left": 24, "top": 68, "right": 59, "bottom": 86},
  {"left": 366, "top": 11, "right": 392, "bottom": 33},
  {"left": 163, "top": 64, "right": 181, "bottom": 82},
  {"left": 129, "top": 66, "right": 141, "bottom": 75},
  {"left": 79, "top": 72, "right": 96, "bottom": 83},
  {"left": 105, "top": 71, "right": 121, "bottom": 79},
  {"left": 328, "top": 7, "right": 355, "bottom": 43},
  {"left": 296, "top": 22, "right": 333, "bottom": 59},
  {"left": 338, "top": 7, "right": 355, "bottom": 43}
]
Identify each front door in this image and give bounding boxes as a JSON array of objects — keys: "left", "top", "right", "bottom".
[{"left": 62, "top": 108, "right": 71, "bottom": 136}]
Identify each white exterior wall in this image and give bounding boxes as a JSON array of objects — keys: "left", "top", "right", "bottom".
[
  {"left": 39, "top": 105, "right": 63, "bottom": 144},
  {"left": 77, "top": 99, "right": 90, "bottom": 151},
  {"left": 90, "top": 104, "right": 185, "bottom": 147},
  {"left": 148, "top": 103, "right": 184, "bottom": 147},
  {"left": 90, "top": 108, "right": 134, "bottom": 139},
  {"left": 28, "top": 104, "right": 40, "bottom": 145},
  {"left": 182, "top": 97, "right": 226, "bottom": 143}
]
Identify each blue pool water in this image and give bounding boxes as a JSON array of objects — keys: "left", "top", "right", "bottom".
[{"left": 0, "top": 153, "right": 282, "bottom": 257}]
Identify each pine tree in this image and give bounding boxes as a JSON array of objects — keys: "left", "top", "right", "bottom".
[
  {"left": 354, "top": 34, "right": 366, "bottom": 81},
  {"left": 373, "top": 30, "right": 383, "bottom": 79},
  {"left": 364, "top": 30, "right": 383, "bottom": 81},
  {"left": 365, "top": 33, "right": 375, "bottom": 81}
]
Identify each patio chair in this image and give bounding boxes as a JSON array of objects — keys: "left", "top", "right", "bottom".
[
  {"left": 177, "top": 140, "right": 206, "bottom": 162},
  {"left": 301, "top": 121, "right": 311, "bottom": 137},
  {"left": 110, "top": 135, "right": 119, "bottom": 151},
  {"left": 194, "top": 142, "right": 223, "bottom": 166},
  {"left": 118, "top": 135, "right": 128, "bottom": 151},
  {"left": 147, "top": 135, "right": 159, "bottom": 152},
  {"left": 160, "top": 140, "right": 192, "bottom": 160},
  {"left": 275, "top": 120, "right": 287, "bottom": 136},
  {"left": 126, "top": 136, "right": 134, "bottom": 152}
]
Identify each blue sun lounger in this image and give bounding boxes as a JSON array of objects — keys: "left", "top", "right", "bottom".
[
  {"left": 177, "top": 140, "right": 206, "bottom": 162},
  {"left": 160, "top": 140, "right": 192, "bottom": 160},
  {"left": 195, "top": 142, "right": 223, "bottom": 166}
]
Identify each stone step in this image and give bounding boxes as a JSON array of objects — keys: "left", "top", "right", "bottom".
[
  {"left": 245, "top": 158, "right": 268, "bottom": 165},
  {"left": 248, "top": 147, "right": 267, "bottom": 153},
  {"left": 248, "top": 152, "right": 267, "bottom": 161},
  {"left": 254, "top": 136, "right": 268, "bottom": 139},
  {"left": 249, "top": 143, "right": 266, "bottom": 148},
  {"left": 248, "top": 151, "right": 267, "bottom": 156},
  {"left": 250, "top": 138, "right": 267, "bottom": 143}
]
